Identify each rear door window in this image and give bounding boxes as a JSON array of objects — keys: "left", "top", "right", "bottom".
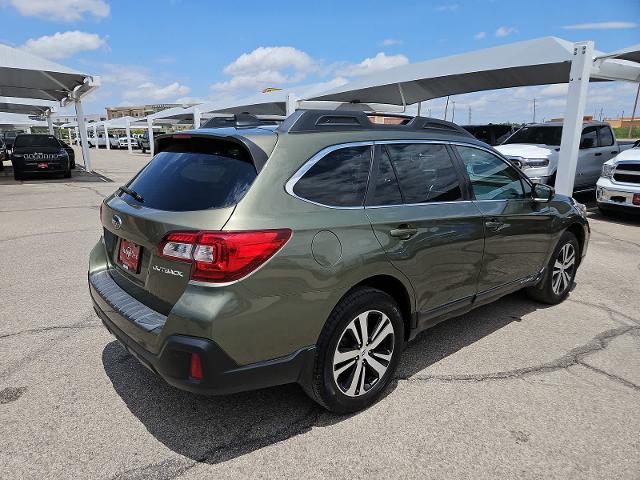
[
  {"left": 385, "top": 143, "right": 462, "bottom": 204},
  {"left": 598, "top": 126, "right": 614, "bottom": 147},
  {"left": 13, "top": 135, "right": 60, "bottom": 148},
  {"left": 580, "top": 127, "right": 598, "bottom": 149},
  {"left": 121, "top": 138, "right": 257, "bottom": 211},
  {"left": 292, "top": 145, "right": 372, "bottom": 207},
  {"left": 369, "top": 148, "right": 403, "bottom": 206}
]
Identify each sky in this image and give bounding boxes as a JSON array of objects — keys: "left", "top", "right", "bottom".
[{"left": 1, "top": 0, "right": 639, "bottom": 123}]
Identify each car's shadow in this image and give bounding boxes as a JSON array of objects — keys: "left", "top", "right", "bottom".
[
  {"left": 102, "top": 289, "right": 552, "bottom": 465},
  {"left": 0, "top": 163, "right": 112, "bottom": 184}
]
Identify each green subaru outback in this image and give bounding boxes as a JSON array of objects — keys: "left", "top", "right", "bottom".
[{"left": 89, "top": 110, "right": 589, "bottom": 413}]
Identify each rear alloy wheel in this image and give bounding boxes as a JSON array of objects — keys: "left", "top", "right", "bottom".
[
  {"left": 527, "top": 231, "right": 579, "bottom": 304},
  {"left": 332, "top": 310, "right": 395, "bottom": 397},
  {"left": 307, "top": 287, "right": 404, "bottom": 413}
]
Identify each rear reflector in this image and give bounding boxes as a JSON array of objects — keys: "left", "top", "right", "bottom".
[
  {"left": 190, "top": 353, "right": 203, "bottom": 380},
  {"left": 157, "top": 229, "right": 291, "bottom": 283}
]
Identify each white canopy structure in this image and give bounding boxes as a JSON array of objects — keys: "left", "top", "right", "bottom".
[
  {"left": 0, "top": 112, "right": 47, "bottom": 130},
  {"left": 0, "top": 97, "right": 58, "bottom": 134},
  {"left": 305, "top": 37, "right": 640, "bottom": 195},
  {"left": 0, "top": 43, "right": 99, "bottom": 170}
]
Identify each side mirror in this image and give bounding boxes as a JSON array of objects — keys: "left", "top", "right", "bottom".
[{"left": 532, "top": 183, "right": 554, "bottom": 203}]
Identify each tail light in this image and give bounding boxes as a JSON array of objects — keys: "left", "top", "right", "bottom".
[
  {"left": 157, "top": 229, "right": 291, "bottom": 283},
  {"left": 190, "top": 353, "right": 203, "bottom": 380}
]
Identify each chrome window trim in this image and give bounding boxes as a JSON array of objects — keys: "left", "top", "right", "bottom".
[
  {"left": 284, "top": 141, "right": 374, "bottom": 210},
  {"left": 285, "top": 139, "right": 516, "bottom": 210}
]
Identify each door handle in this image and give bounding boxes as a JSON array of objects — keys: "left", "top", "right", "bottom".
[
  {"left": 611, "top": 151, "right": 619, "bottom": 155},
  {"left": 390, "top": 225, "right": 418, "bottom": 240},
  {"left": 485, "top": 219, "right": 505, "bottom": 231},
  {"left": 594, "top": 152, "right": 602, "bottom": 156}
]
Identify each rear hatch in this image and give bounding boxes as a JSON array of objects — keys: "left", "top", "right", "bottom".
[{"left": 102, "top": 134, "right": 265, "bottom": 313}]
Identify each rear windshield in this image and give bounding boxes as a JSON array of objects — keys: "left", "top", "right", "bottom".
[
  {"left": 121, "top": 138, "right": 257, "bottom": 211},
  {"left": 503, "top": 126, "right": 562, "bottom": 146},
  {"left": 13, "top": 135, "right": 60, "bottom": 148}
]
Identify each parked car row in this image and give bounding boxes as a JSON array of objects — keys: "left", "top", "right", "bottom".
[{"left": 9, "top": 134, "right": 74, "bottom": 180}]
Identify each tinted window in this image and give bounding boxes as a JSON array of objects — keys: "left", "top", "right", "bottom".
[
  {"left": 504, "top": 126, "right": 563, "bottom": 146},
  {"left": 369, "top": 149, "right": 402, "bottom": 205},
  {"left": 385, "top": 143, "right": 462, "bottom": 204},
  {"left": 13, "top": 135, "right": 60, "bottom": 148},
  {"left": 456, "top": 146, "right": 525, "bottom": 200},
  {"left": 598, "top": 126, "right": 614, "bottom": 147},
  {"left": 122, "top": 138, "right": 257, "bottom": 211},
  {"left": 580, "top": 127, "right": 598, "bottom": 149},
  {"left": 293, "top": 146, "right": 372, "bottom": 207}
]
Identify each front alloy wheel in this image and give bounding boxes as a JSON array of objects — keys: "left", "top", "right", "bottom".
[
  {"left": 551, "top": 243, "right": 576, "bottom": 296},
  {"left": 332, "top": 310, "right": 395, "bottom": 397}
]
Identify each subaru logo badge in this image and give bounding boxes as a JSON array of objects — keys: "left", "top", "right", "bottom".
[{"left": 112, "top": 215, "right": 122, "bottom": 230}]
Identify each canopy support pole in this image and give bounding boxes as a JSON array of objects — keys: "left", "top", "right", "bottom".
[
  {"left": 104, "top": 124, "right": 110, "bottom": 150},
  {"left": 397, "top": 84, "right": 407, "bottom": 112},
  {"left": 556, "top": 41, "right": 594, "bottom": 196},
  {"left": 125, "top": 119, "right": 132, "bottom": 154},
  {"left": 193, "top": 106, "right": 201, "bottom": 128},
  {"left": 286, "top": 94, "right": 298, "bottom": 116},
  {"left": 46, "top": 113, "right": 54, "bottom": 135},
  {"left": 68, "top": 128, "right": 72, "bottom": 143},
  {"left": 147, "top": 119, "right": 154, "bottom": 156},
  {"left": 74, "top": 98, "right": 92, "bottom": 172}
]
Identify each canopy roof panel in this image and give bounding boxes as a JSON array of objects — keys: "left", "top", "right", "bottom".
[
  {"left": 0, "top": 43, "right": 99, "bottom": 102},
  {"left": 0, "top": 112, "right": 47, "bottom": 127},
  {"left": 598, "top": 44, "right": 640, "bottom": 64},
  {"left": 307, "top": 37, "right": 609, "bottom": 106},
  {"left": 0, "top": 96, "right": 57, "bottom": 115}
]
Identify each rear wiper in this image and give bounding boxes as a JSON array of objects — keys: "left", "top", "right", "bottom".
[{"left": 118, "top": 186, "right": 144, "bottom": 202}]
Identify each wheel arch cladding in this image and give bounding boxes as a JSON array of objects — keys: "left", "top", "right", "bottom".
[
  {"left": 565, "top": 223, "right": 585, "bottom": 262},
  {"left": 349, "top": 274, "right": 414, "bottom": 341}
]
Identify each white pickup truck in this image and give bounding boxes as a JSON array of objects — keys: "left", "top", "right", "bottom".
[
  {"left": 495, "top": 121, "right": 621, "bottom": 190},
  {"left": 88, "top": 133, "right": 119, "bottom": 149},
  {"left": 596, "top": 140, "right": 640, "bottom": 214}
]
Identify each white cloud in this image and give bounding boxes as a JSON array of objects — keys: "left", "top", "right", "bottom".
[
  {"left": 223, "top": 46, "right": 314, "bottom": 76},
  {"left": 124, "top": 82, "right": 190, "bottom": 101},
  {"left": 380, "top": 38, "right": 402, "bottom": 46},
  {"left": 495, "top": 26, "right": 518, "bottom": 37},
  {"left": 100, "top": 64, "right": 149, "bottom": 86},
  {"left": 562, "top": 21, "right": 637, "bottom": 30},
  {"left": 3, "top": 0, "right": 109, "bottom": 22},
  {"left": 474, "top": 31, "right": 486, "bottom": 40},
  {"left": 20, "top": 31, "right": 107, "bottom": 59},
  {"left": 211, "top": 46, "right": 317, "bottom": 93},
  {"left": 539, "top": 84, "right": 569, "bottom": 97},
  {"left": 435, "top": 3, "right": 459, "bottom": 11},
  {"left": 337, "top": 52, "right": 409, "bottom": 77}
]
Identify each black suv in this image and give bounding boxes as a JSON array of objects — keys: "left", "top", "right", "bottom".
[{"left": 11, "top": 134, "right": 72, "bottom": 180}]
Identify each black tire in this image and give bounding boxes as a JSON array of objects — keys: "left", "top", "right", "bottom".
[
  {"left": 13, "top": 170, "right": 24, "bottom": 181},
  {"left": 306, "top": 287, "right": 405, "bottom": 413},
  {"left": 70, "top": 159, "right": 76, "bottom": 169},
  {"left": 547, "top": 172, "right": 556, "bottom": 187},
  {"left": 142, "top": 147, "right": 147, "bottom": 153},
  {"left": 63, "top": 161, "right": 72, "bottom": 178},
  {"left": 526, "top": 231, "right": 580, "bottom": 304}
]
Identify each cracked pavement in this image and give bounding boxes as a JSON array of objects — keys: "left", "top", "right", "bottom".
[{"left": 1, "top": 148, "right": 639, "bottom": 479}]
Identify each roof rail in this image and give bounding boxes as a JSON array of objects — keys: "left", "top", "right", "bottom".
[
  {"left": 200, "top": 112, "right": 279, "bottom": 129},
  {"left": 278, "top": 109, "right": 473, "bottom": 137}
]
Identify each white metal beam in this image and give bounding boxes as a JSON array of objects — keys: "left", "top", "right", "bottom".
[
  {"left": 556, "top": 41, "right": 594, "bottom": 196},
  {"left": 125, "top": 118, "right": 132, "bottom": 154},
  {"left": 46, "top": 112, "right": 54, "bottom": 134},
  {"left": 104, "top": 123, "right": 110, "bottom": 150},
  {"left": 193, "top": 106, "right": 201, "bottom": 128},
  {"left": 147, "top": 118, "right": 154, "bottom": 156},
  {"left": 74, "top": 98, "right": 92, "bottom": 171}
]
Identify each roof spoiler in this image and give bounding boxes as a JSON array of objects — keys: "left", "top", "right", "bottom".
[{"left": 278, "top": 109, "right": 473, "bottom": 137}]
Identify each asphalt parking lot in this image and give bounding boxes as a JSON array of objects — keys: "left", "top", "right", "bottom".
[{"left": 1, "top": 147, "right": 639, "bottom": 479}]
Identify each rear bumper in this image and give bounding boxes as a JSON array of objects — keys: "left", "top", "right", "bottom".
[
  {"left": 89, "top": 270, "right": 315, "bottom": 395},
  {"left": 12, "top": 160, "right": 68, "bottom": 173}
]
